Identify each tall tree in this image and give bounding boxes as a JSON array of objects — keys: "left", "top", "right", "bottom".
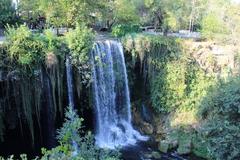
[
  {"left": 0, "top": 0, "right": 15, "bottom": 27},
  {"left": 18, "top": 0, "right": 40, "bottom": 20}
]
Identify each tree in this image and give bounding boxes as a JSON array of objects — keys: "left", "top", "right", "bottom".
[
  {"left": 0, "top": 0, "right": 15, "bottom": 27},
  {"left": 95, "top": 0, "right": 140, "bottom": 29},
  {"left": 113, "top": 0, "right": 140, "bottom": 24},
  {"left": 224, "top": 3, "right": 240, "bottom": 44},
  {"left": 38, "top": 0, "right": 105, "bottom": 28},
  {"left": 200, "top": 0, "right": 240, "bottom": 42},
  {"left": 18, "top": 0, "right": 40, "bottom": 20}
]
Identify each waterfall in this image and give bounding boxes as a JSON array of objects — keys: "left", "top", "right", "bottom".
[
  {"left": 91, "top": 40, "right": 147, "bottom": 149},
  {"left": 66, "top": 55, "right": 79, "bottom": 155},
  {"left": 66, "top": 55, "right": 74, "bottom": 108},
  {"left": 42, "top": 69, "right": 56, "bottom": 148}
]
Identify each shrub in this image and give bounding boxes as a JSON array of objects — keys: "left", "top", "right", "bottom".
[
  {"left": 5, "top": 25, "right": 66, "bottom": 75},
  {"left": 41, "top": 106, "right": 120, "bottom": 160},
  {"left": 5, "top": 25, "right": 45, "bottom": 68},
  {"left": 112, "top": 24, "right": 140, "bottom": 37},
  {"left": 200, "top": 13, "right": 229, "bottom": 39},
  {"left": 123, "top": 34, "right": 214, "bottom": 113},
  {"left": 0, "top": 0, "right": 16, "bottom": 28},
  {"left": 65, "top": 23, "right": 95, "bottom": 84},
  {"left": 151, "top": 61, "right": 186, "bottom": 112},
  {"left": 198, "top": 78, "right": 240, "bottom": 160},
  {"left": 65, "top": 23, "right": 94, "bottom": 67}
]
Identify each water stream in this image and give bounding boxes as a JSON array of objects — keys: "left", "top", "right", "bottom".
[
  {"left": 66, "top": 55, "right": 74, "bottom": 108},
  {"left": 91, "top": 40, "right": 148, "bottom": 149}
]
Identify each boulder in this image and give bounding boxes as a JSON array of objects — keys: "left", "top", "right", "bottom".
[
  {"left": 144, "top": 153, "right": 152, "bottom": 159},
  {"left": 169, "top": 140, "right": 178, "bottom": 150},
  {"left": 142, "top": 122, "right": 154, "bottom": 135},
  {"left": 144, "top": 152, "right": 161, "bottom": 159},
  {"left": 151, "top": 151, "right": 161, "bottom": 159},
  {"left": 155, "top": 134, "right": 164, "bottom": 142},
  {"left": 177, "top": 139, "right": 192, "bottom": 155},
  {"left": 158, "top": 140, "right": 170, "bottom": 153}
]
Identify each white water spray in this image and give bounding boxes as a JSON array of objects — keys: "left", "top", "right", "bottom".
[{"left": 91, "top": 40, "right": 148, "bottom": 149}]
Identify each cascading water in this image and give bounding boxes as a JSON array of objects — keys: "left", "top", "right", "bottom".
[
  {"left": 66, "top": 55, "right": 74, "bottom": 108},
  {"left": 42, "top": 69, "right": 56, "bottom": 148},
  {"left": 66, "top": 55, "right": 79, "bottom": 155},
  {"left": 91, "top": 40, "right": 147, "bottom": 149}
]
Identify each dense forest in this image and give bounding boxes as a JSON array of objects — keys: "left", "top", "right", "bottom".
[{"left": 0, "top": 0, "right": 240, "bottom": 160}]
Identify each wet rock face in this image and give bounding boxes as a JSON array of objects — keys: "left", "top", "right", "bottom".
[
  {"left": 142, "top": 122, "right": 154, "bottom": 135},
  {"left": 141, "top": 104, "right": 152, "bottom": 123},
  {"left": 132, "top": 106, "right": 154, "bottom": 135},
  {"left": 0, "top": 70, "right": 2, "bottom": 81}
]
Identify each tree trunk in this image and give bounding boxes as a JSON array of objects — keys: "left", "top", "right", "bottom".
[{"left": 189, "top": 0, "right": 196, "bottom": 32}]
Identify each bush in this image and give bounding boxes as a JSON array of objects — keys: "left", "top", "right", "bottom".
[
  {"left": 65, "top": 23, "right": 94, "bottom": 84},
  {"left": 66, "top": 23, "right": 94, "bottom": 67},
  {"left": 5, "top": 25, "right": 45, "bottom": 68},
  {"left": 41, "top": 106, "right": 120, "bottom": 160},
  {"left": 112, "top": 24, "right": 140, "bottom": 37},
  {"left": 151, "top": 61, "right": 186, "bottom": 112},
  {"left": 200, "top": 13, "right": 229, "bottom": 39},
  {"left": 123, "top": 34, "right": 214, "bottom": 113},
  {"left": 0, "top": 0, "right": 16, "bottom": 28},
  {"left": 4, "top": 25, "right": 66, "bottom": 75},
  {"left": 198, "top": 78, "right": 240, "bottom": 160}
]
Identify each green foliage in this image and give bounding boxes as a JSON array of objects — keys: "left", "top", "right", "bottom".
[
  {"left": 142, "top": 0, "right": 208, "bottom": 31},
  {"left": 198, "top": 78, "right": 240, "bottom": 160},
  {"left": 163, "top": 12, "right": 179, "bottom": 31},
  {"left": 123, "top": 33, "right": 181, "bottom": 64},
  {"left": 0, "top": 24, "right": 96, "bottom": 146},
  {"left": 112, "top": 24, "right": 140, "bottom": 37},
  {"left": 167, "top": 129, "right": 210, "bottom": 159},
  {"left": 1, "top": 25, "right": 67, "bottom": 145},
  {"left": 66, "top": 24, "right": 94, "bottom": 66},
  {"left": 5, "top": 25, "right": 45, "bottom": 70},
  {"left": 200, "top": 0, "right": 240, "bottom": 42},
  {"left": 123, "top": 34, "right": 215, "bottom": 113},
  {"left": 66, "top": 23, "right": 94, "bottom": 84},
  {"left": 22, "top": 0, "right": 106, "bottom": 27},
  {"left": 5, "top": 25, "right": 66, "bottom": 73},
  {"left": 40, "top": 106, "right": 120, "bottom": 160},
  {"left": 113, "top": 0, "right": 140, "bottom": 24},
  {"left": 0, "top": 0, "right": 15, "bottom": 27},
  {"left": 151, "top": 61, "right": 186, "bottom": 112},
  {"left": 151, "top": 59, "right": 215, "bottom": 113},
  {"left": 125, "top": 33, "right": 240, "bottom": 159},
  {"left": 201, "top": 13, "right": 228, "bottom": 39},
  {"left": 123, "top": 34, "right": 181, "bottom": 112},
  {"left": 18, "top": 0, "right": 40, "bottom": 23}
]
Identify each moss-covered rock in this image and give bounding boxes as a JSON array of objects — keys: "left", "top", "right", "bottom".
[
  {"left": 177, "top": 141, "right": 192, "bottom": 155},
  {"left": 151, "top": 151, "right": 161, "bottom": 159},
  {"left": 158, "top": 140, "right": 170, "bottom": 153},
  {"left": 141, "top": 122, "right": 154, "bottom": 135},
  {"left": 167, "top": 130, "right": 192, "bottom": 155}
]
